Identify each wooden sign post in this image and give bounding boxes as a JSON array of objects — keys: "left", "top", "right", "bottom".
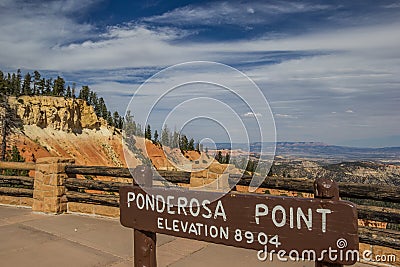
[{"left": 120, "top": 167, "right": 359, "bottom": 267}]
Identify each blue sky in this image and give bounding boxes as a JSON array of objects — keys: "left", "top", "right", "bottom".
[{"left": 0, "top": 0, "right": 399, "bottom": 147}]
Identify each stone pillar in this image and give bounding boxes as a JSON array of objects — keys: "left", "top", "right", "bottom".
[{"left": 32, "top": 157, "right": 75, "bottom": 214}]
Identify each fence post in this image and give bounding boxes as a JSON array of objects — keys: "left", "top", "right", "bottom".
[
  {"left": 32, "top": 157, "right": 75, "bottom": 214},
  {"left": 314, "top": 177, "right": 343, "bottom": 267},
  {"left": 133, "top": 165, "right": 157, "bottom": 267}
]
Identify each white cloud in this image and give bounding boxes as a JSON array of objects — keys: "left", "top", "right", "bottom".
[
  {"left": 142, "top": 2, "right": 333, "bottom": 26},
  {"left": 243, "top": 112, "right": 262, "bottom": 118},
  {"left": 275, "top": 113, "right": 298, "bottom": 119}
]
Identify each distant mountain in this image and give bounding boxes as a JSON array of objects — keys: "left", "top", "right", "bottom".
[{"left": 215, "top": 142, "right": 400, "bottom": 162}]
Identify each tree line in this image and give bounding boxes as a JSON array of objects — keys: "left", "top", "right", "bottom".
[
  {"left": 0, "top": 69, "right": 123, "bottom": 129},
  {"left": 124, "top": 115, "right": 201, "bottom": 153}
]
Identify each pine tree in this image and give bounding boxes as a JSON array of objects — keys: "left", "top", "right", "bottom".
[
  {"left": 145, "top": 125, "right": 152, "bottom": 140},
  {"left": 106, "top": 111, "right": 113, "bottom": 126},
  {"left": 136, "top": 123, "right": 144, "bottom": 137},
  {"left": 113, "top": 111, "right": 121, "bottom": 128},
  {"left": 33, "top": 70, "right": 41, "bottom": 95},
  {"left": 153, "top": 130, "right": 159, "bottom": 143},
  {"left": 79, "top": 85, "right": 90, "bottom": 102},
  {"left": 172, "top": 130, "right": 179, "bottom": 148},
  {"left": 188, "top": 138, "right": 195, "bottom": 151},
  {"left": 180, "top": 135, "right": 188, "bottom": 151},
  {"left": 66, "top": 86, "right": 72, "bottom": 97},
  {"left": 123, "top": 111, "right": 136, "bottom": 148},
  {"left": 53, "top": 76, "right": 65, "bottom": 96},
  {"left": 224, "top": 153, "right": 230, "bottom": 164},
  {"left": 88, "top": 91, "right": 97, "bottom": 106},
  {"left": 98, "top": 97, "right": 108, "bottom": 119},
  {"left": 16, "top": 69, "right": 22, "bottom": 95},
  {"left": 22, "top": 72, "right": 32, "bottom": 95},
  {"left": 215, "top": 151, "right": 223, "bottom": 163},
  {"left": 9, "top": 145, "right": 24, "bottom": 162},
  {"left": 11, "top": 73, "right": 18, "bottom": 96},
  {"left": 38, "top": 78, "right": 45, "bottom": 95},
  {"left": 0, "top": 94, "right": 22, "bottom": 161},
  {"left": 71, "top": 83, "right": 76, "bottom": 98},
  {"left": 161, "top": 125, "right": 170, "bottom": 147},
  {"left": 44, "top": 78, "right": 52, "bottom": 95}
]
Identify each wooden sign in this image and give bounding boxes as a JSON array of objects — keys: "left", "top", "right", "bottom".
[{"left": 120, "top": 185, "right": 358, "bottom": 264}]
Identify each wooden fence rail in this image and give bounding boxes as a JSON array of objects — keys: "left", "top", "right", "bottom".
[
  {"left": 66, "top": 191, "right": 119, "bottom": 207},
  {"left": 0, "top": 175, "right": 34, "bottom": 188},
  {"left": 0, "top": 186, "right": 33, "bottom": 197},
  {"left": 65, "top": 165, "right": 191, "bottom": 184},
  {"left": 0, "top": 161, "right": 35, "bottom": 170},
  {"left": 230, "top": 174, "right": 400, "bottom": 203},
  {"left": 65, "top": 178, "right": 129, "bottom": 192}
]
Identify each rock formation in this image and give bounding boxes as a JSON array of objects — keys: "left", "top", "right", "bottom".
[{"left": 8, "top": 96, "right": 100, "bottom": 132}]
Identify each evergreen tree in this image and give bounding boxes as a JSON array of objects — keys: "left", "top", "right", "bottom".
[
  {"left": 16, "top": 69, "right": 22, "bottom": 95},
  {"left": 38, "top": 78, "right": 45, "bottom": 95},
  {"left": 188, "top": 138, "right": 195, "bottom": 151},
  {"left": 179, "top": 134, "right": 188, "bottom": 151},
  {"left": 0, "top": 94, "right": 22, "bottom": 161},
  {"left": 196, "top": 142, "right": 200, "bottom": 152},
  {"left": 33, "top": 70, "right": 41, "bottom": 95},
  {"left": 106, "top": 111, "right": 113, "bottom": 126},
  {"left": 22, "top": 72, "right": 32, "bottom": 95},
  {"left": 124, "top": 111, "right": 136, "bottom": 148},
  {"left": 118, "top": 116, "right": 123, "bottom": 129},
  {"left": 98, "top": 97, "right": 108, "bottom": 119},
  {"left": 136, "top": 123, "right": 144, "bottom": 137},
  {"left": 9, "top": 145, "right": 24, "bottom": 162},
  {"left": 113, "top": 111, "right": 121, "bottom": 128},
  {"left": 88, "top": 91, "right": 97, "bottom": 106},
  {"left": 79, "top": 85, "right": 90, "bottom": 102},
  {"left": 71, "top": 83, "right": 76, "bottom": 98},
  {"left": 153, "top": 130, "right": 159, "bottom": 143},
  {"left": 172, "top": 130, "right": 179, "bottom": 148},
  {"left": 44, "top": 78, "right": 52, "bottom": 95},
  {"left": 11, "top": 73, "right": 18, "bottom": 96},
  {"left": 161, "top": 125, "right": 170, "bottom": 147},
  {"left": 53, "top": 76, "right": 65, "bottom": 96},
  {"left": 145, "top": 125, "right": 152, "bottom": 140},
  {"left": 224, "top": 153, "right": 230, "bottom": 164},
  {"left": 0, "top": 71, "right": 8, "bottom": 95},
  {"left": 66, "top": 86, "right": 72, "bottom": 98},
  {"left": 215, "top": 151, "right": 223, "bottom": 163},
  {"left": 1, "top": 73, "right": 11, "bottom": 95}
]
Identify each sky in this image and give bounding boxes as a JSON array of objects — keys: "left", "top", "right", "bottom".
[{"left": 0, "top": 0, "right": 399, "bottom": 147}]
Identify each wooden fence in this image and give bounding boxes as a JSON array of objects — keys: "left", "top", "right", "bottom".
[{"left": 0, "top": 160, "right": 399, "bottom": 251}]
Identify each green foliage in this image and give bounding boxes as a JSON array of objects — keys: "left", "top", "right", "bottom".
[
  {"left": 0, "top": 69, "right": 123, "bottom": 129},
  {"left": 53, "top": 76, "right": 65, "bottom": 96},
  {"left": 1, "top": 145, "right": 28, "bottom": 176},
  {"left": 145, "top": 125, "right": 152, "bottom": 140},
  {"left": 66, "top": 86, "right": 72, "bottom": 98},
  {"left": 153, "top": 130, "right": 159, "bottom": 143},
  {"left": 215, "top": 151, "right": 223, "bottom": 163},
  {"left": 161, "top": 125, "right": 170, "bottom": 147},
  {"left": 179, "top": 134, "right": 188, "bottom": 151},
  {"left": 188, "top": 138, "right": 195, "bottom": 151},
  {"left": 79, "top": 85, "right": 90, "bottom": 102},
  {"left": 22, "top": 73, "right": 32, "bottom": 95}
]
